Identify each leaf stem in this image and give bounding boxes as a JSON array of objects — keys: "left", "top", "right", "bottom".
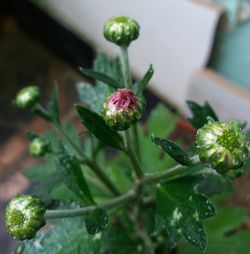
[
  {"left": 53, "top": 122, "right": 120, "bottom": 196},
  {"left": 45, "top": 188, "right": 137, "bottom": 219},
  {"left": 144, "top": 156, "right": 199, "bottom": 185}
]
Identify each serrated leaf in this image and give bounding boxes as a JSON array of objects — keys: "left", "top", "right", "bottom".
[
  {"left": 152, "top": 136, "right": 192, "bottom": 166},
  {"left": 93, "top": 53, "right": 123, "bottom": 86},
  {"left": 178, "top": 206, "right": 250, "bottom": 254},
  {"left": 47, "top": 82, "right": 60, "bottom": 123},
  {"left": 13, "top": 218, "right": 100, "bottom": 254},
  {"left": 85, "top": 208, "right": 109, "bottom": 235},
  {"left": 155, "top": 177, "right": 216, "bottom": 250},
  {"left": 136, "top": 64, "right": 154, "bottom": 95},
  {"left": 79, "top": 68, "right": 121, "bottom": 89},
  {"left": 187, "top": 101, "right": 218, "bottom": 129},
  {"left": 56, "top": 143, "right": 94, "bottom": 204},
  {"left": 75, "top": 105, "right": 125, "bottom": 151}
]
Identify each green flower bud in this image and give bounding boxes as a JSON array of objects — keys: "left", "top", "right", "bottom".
[
  {"left": 29, "top": 137, "right": 49, "bottom": 157},
  {"left": 101, "top": 89, "right": 144, "bottom": 130},
  {"left": 15, "top": 86, "right": 40, "bottom": 109},
  {"left": 5, "top": 194, "right": 46, "bottom": 240},
  {"left": 196, "top": 119, "right": 249, "bottom": 174},
  {"left": 103, "top": 16, "right": 140, "bottom": 46}
]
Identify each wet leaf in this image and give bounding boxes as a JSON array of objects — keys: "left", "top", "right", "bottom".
[{"left": 155, "top": 177, "right": 216, "bottom": 250}]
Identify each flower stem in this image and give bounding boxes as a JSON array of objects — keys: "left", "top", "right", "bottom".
[
  {"left": 53, "top": 122, "right": 120, "bottom": 196},
  {"left": 45, "top": 188, "right": 136, "bottom": 219},
  {"left": 120, "top": 45, "right": 143, "bottom": 178},
  {"left": 120, "top": 46, "right": 132, "bottom": 89},
  {"left": 125, "top": 130, "right": 144, "bottom": 179}
]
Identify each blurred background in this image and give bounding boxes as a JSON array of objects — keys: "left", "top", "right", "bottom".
[{"left": 1, "top": 0, "right": 250, "bottom": 252}]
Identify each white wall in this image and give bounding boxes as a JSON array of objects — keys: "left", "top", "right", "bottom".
[{"left": 33, "top": 0, "right": 222, "bottom": 112}]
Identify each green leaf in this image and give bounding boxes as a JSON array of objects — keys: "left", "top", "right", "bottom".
[
  {"left": 148, "top": 104, "right": 179, "bottom": 137},
  {"left": 136, "top": 64, "right": 154, "bottom": 95},
  {"left": 155, "top": 177, "right": 216, "bottom": 250},
  {"left": 136, "top": 104, "right": 179, "bottom": 173},
  {"left": 24, "top": 161, "right": 55, "bottom": 180},
  {"left": 101, "top": 225, "right": 143, "bottom": 254},
  {"left": 187, "top": 101, "right": 218, "bottom": 129},
  {"left": 151, "top": 136, "right": 192, "bottom": 166},
  {"left": 47, "top": 82, "right": 60, "bottom": 123},
  {"left": 79, "top": 68, "right": 121, "bottom": 89},
  {"left": 77, "top": 82, "right": 110, "bottom": 114},
  {"left": 13, "top": 218, "right": 100, "bottom": 254},
  {"left": 75, "top": 105, "right": 125, "bottom": 151},
  {"left": 56, "top": 143, "right": 95, "bottom": 204},
  {"left": 85, "top": 208, "right": 109, "bottom": 235},
  {"left": 93, "top": 53, "right": 123, "bottom": 86},
  {"left": 77, "top": 53, "right": 123, "bottom": 115},
  {"left": 178, "top": 206, "right": 250, "bottom": 254}
]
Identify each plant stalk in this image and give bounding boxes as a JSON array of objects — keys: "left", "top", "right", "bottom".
[
  {"left": 120, "top": 46, "right": 132, "bottom": 89},
  {"left": 45, "top": 188, "right": 136, "bottom": 219},
  {"left": 125, "top": 130, "right": 144, "bottom": 179},
  {"left": 120, "top": 45, "right": 143, "bottom": 178}
]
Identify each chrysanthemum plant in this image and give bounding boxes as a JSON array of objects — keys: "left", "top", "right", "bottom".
[{"left": 6, "top": 16, "right": 250, "bottom": 254}]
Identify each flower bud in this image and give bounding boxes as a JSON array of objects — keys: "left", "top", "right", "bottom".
[
  {"left": 101, "top": 89, "right": 144, "bottom": 130},
  {"left": 5, "top": 194, "right": 46, "bottom": 240},
  {"left": 103, "top": 16, "right": 140, "bottom": 46},
  {"left": 15, "top": 86, "right": 40, "bottom": 109},
  {"left": 29, "top": 137, "right": 49, "bottom": 157},
  {"left": 195, "top": 119, "right": 249, "bottom": 174}
]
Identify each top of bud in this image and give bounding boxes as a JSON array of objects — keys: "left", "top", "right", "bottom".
[
  {"left": 5, "top": 194, "right": 46, "bottom": 240},
  {"left": 15, "top": 86, "right": 40, "bottom": 109},
  {"left": 29, "top": 137, "right": 49, "bottom": 157},
  {"left": 103, "top": 16, "right": 140, "bottom": 46},
  {"left": 196, "top": 119, "right": 249, "bottom": 174},
  {"left": 101, "top": 89, "right": 144, "bottom": 130}
]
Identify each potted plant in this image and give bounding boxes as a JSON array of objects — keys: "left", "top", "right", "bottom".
[{"left": 5, "top": 16, "right": 250, "bottom": 254}]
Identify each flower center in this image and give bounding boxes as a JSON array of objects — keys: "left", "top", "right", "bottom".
[
  {"left": 217, "top": 129, "right": 240, "bottom": 153},
  {"left": 10, "top": 209, "right": 25, "bottom": 226},
  {"left": 109, "top": 89, "right": 137, "bottom": 110}
]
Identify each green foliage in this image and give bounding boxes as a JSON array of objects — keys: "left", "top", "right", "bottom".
[
  {"left": 33, "top": 84, "right": 60, "bottom": 123},
  {"left": 55, "top": 143, "right": 95, "bottom": 204},
  {"left": 139, "top": 104, "right": 178, "bottom": 173},
  {"left": 76, "top": 105, "right": 125, "bottom": 151},
  {"left": 79, "top": 67, "right": 121, "bottom": 89},
  {"left": 178, "top": 206, "right": 250, "bottom": 254},
  {"left": 136, "top": 64, "right": 154, "bottom": 96},
  {"left": 47, "top": 83, "right": 60, "bottom": 123},
  {"left": 101, "top": 225, "right": 143, "bottom": 254},
  {"left": 151, "top": 136, "right": 192, "bottom": 166},
  {"left": 13, "top": 218, "right": 100, "bottom": 254},
  {"left": 187, "top": 101, "right": 218, "bottom": 129},
  {"left": 155, "top": 177, "right": 216, "bottom": 250},
  {"left": 77, "top": 53, "right": 123, "bottom": 114},
  {"left": 85, "top": 208, "right": 109, "bottom": 235}
]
